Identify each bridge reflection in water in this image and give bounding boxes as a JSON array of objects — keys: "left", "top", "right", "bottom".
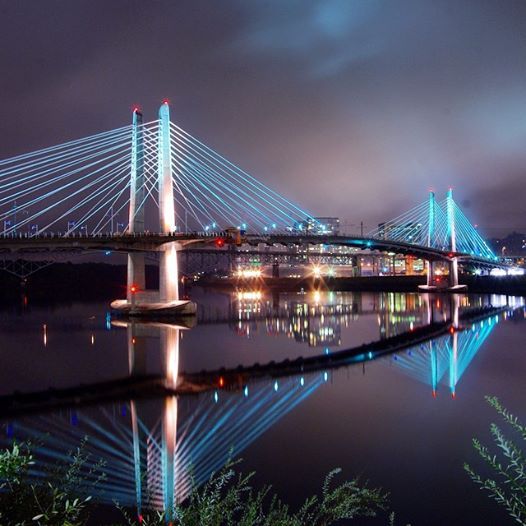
[{"left": 1, "top": 293, "right": 523, "bottom": 519}]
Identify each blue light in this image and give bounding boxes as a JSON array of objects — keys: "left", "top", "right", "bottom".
[
  {"left": 274, "top": 381, "right": 278, "bottom": 391},
  {"left": 300, "top": 377, "right": 305, "bottom": 386},
  {"left": 244, "top": 385, "right": 249, "bottom": 397},
  {"left": 323, "top": 372, "right": 328, "bottom": 382},
  {"left": 214, "top": 391, "right": 219, "bottom": 403}
]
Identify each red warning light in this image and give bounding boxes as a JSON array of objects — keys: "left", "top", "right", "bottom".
[
  {"left": 138, "top": 514, "right": 144, "bottom": 524},
  {"left": 219, "top": 376, "right": 225, "bottom": 387},
  {"left": 130, "top": 285, "right": 139, "bottom": 294},
  {"left": 162, "top": 98, "right": 170, "bottom": 105},
  {"left": 215, "top": 238, "right": 225, "bottom": 248}
]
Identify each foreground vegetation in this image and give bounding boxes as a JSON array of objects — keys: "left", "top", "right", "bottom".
[
  {"left": 465, "top": 396, "right": 526, "bottom": 525},
  {"left": 0, "top": 441, "right": 387, "bottom": 525}
]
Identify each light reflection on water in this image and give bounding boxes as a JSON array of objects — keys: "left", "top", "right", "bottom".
[{"left": 0, "top": 290, "right": 525, "bottom": 525}]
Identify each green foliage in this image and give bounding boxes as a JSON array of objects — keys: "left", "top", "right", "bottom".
[
  {"left": 118, "top": 459, "right": 387, "bottom": 526},
  {"left": 0, "top": 437, "right": 105, "bottom": 526},
  {"left": 465, "top": 396, "right": 526, "bottom": 525}
]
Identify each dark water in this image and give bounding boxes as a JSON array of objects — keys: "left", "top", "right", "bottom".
[{"left": 1, "top": 288, "right": 525, "bottom": 525}]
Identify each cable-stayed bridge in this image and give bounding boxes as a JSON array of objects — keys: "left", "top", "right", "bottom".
[{"left": 0, "top": 102, "right": 508, "bottom": 298}]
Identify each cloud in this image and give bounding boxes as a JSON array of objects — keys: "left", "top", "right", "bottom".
[{"left": 230, "top": 0, "right": 384, "bottom": 77}]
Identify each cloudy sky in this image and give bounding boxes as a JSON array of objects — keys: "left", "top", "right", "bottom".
[{"left": 1, "top": 0, "right": 525, "bottom": 235}]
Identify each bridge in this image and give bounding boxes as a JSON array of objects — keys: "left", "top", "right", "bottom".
[{"left": 0, "top": 102, "right": 509, "bottom": 300}]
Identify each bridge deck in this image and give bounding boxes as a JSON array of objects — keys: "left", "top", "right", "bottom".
[{"left": 0, "top": 232, "right": 501, "bottom": 267}]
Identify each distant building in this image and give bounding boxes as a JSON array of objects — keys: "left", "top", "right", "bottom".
[{"left": 294, "top": 217, "right": 340, "bottom": 235}]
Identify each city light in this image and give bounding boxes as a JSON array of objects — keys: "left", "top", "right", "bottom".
[
  {"left": 236, "top": 291, "right": 263, "bottom": 300},
  {"left": 236, "top": 268, "right": 262, "bottom": 279}
]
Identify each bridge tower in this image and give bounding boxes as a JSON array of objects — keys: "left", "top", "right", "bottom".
[
  {"left": 446, "top": 188, "right": 460, "bottom": 288},
  {"left": 425, "top": 190, "right": 436, "bottom": 288},
  {"left": 158, "top": 102, "right": 179, "bottom": 303},
  {"left": 127, "top": 108, "right": 146, "bottom": 302}
]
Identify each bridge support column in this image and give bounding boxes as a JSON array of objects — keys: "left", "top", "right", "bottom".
[
  {"left": 448, "top": 258, "right": 459, "bottom": 288},
  {"left": 127, "top": 108, "right": 146, "bottom": 302},
  {"left": 160, "top": 241, "right": 180, "bottom": 302},
  {"left": 272, "top": 260, "right": 280, "bottom": 278}
]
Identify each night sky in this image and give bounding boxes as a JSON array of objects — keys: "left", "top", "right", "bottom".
[{"left": 1, "top": 0, "right": 525, "bottom": 236}]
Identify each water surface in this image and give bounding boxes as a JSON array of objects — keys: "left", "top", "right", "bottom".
[{"left": 1, "top": 289, "right": 525, "bottom": 525}]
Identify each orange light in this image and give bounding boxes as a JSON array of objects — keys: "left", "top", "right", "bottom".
[
  {"left": 449, "top": 326, "right": 455, "bottom": 334},
  {"left": 219, "top": 376, "right": 225, "bottom": 387},
  {"left": 130, "top": 285, "right": 138, "bottom": 294},
  {"left": 215, "top": 238, "right": 225, "bottom": 248}
]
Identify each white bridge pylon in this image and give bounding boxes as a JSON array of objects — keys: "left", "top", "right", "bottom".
[{"left": 123, "top": 102, "right": 182, "bottom": 311}]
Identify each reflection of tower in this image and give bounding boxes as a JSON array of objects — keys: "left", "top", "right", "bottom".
[
  {"left": 390, "top": 295, "right": 500, "bottom": 398},
  {"left": 430, "top": 340, "right": 437, "bottom": 398},
  {"left": 125, "top": 321, "right": 183, "bottom": 519},
  {"left": 449, "top": 294, "right": 460, "bottom": 398}
]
